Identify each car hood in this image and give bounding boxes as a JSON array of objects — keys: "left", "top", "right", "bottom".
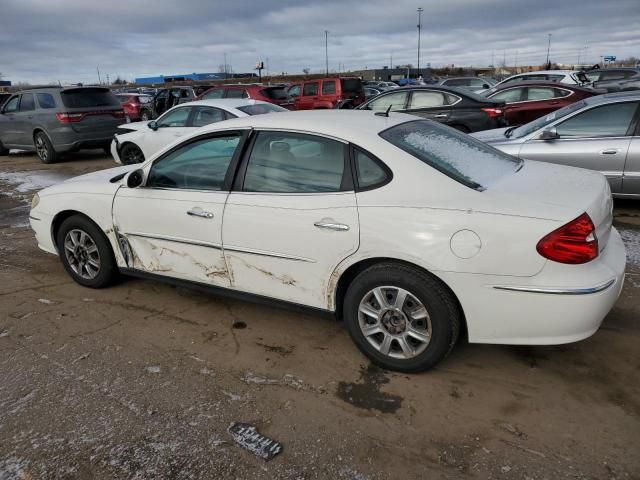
[
  {"left": 117, "top": 121, "right": 148, "bottom": 131},
  {"left": 39, "top": 165, "right": 137, "bottom": 196},
  {"left": 471, "top": 127, "right": 516, "bottom": 144}
]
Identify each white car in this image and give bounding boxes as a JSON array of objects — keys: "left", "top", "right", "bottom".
[
  {"left": 477, "top": 70, "right": 586, "bottom": 95},
  {"left": 110, "top": 99, "right": 287, "bottom": 165},
  {"left": 30, "top": 111, "right": 626, "bottom": 372}
]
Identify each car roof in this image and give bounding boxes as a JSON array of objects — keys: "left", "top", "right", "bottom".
[
  {"left": 511, "top": 70, "right": 578, "bottom": 76},
  {"left": 583, "top": 91, "right": 640, "bottom": 105},
  {"left": 489, "top": 80, "right": 593, "bottom": 92}
]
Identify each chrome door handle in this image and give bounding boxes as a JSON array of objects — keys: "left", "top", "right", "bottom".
[
  {"left": 314, "top": 221, "right": 349, "bottom": 231},
  {"left": 187, "top": 208, "right": 214, "bottom": 219},
  {"left": 434, "top": 114, "right": 448, "bottom": 118},
  {"left": 600, "top": 149, "right": 619, "bottom": 155}
]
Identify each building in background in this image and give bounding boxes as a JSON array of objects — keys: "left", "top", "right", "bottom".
[{"left": 135, "top": 72, "right": 257, "bottom": 85}]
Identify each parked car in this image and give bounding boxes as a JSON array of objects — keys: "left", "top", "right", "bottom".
[
  {"left": 585, "top": 68, "right": 640, "bottom": 93},
  {"left": 440, "top": 76, "right": 497, "bottom": 91},
  {"left": 111, "top": 99, "right": 287, "bottom": 164},
  {"left": 0, "top": 86, "right": 125, "bottom": 163},
  {"left": 471, "top": 92, "right": 640, "bottom": 197},
  {"left": 286, "top": 77, "right": 365, "bottom": 110},
  {"left": 198, "top": 84, "right": 293, "bottom": 109},
  {"left": 363, "top": 81, "right": 394, "bottom": 92},
  {"left": 484, "top": 81, "right": 596, "bottom": 125},
  {"left": 357, "top": 86, "right": 507, "bottom": 132},
  {"left": 0, "top": 92, "right": 10, "bottom": 107},
  {"left": 116, "top": 93, "right": 154, "bottom": 121},
  {"left": 364, "top": 87, "right": 383, "bottom": 100},
  {"left": 152, "top": 86, "right": 208, "bottom": 117},
  {"left": 29, "top": 110, "right": 625, "bottom": 372},
  {"left": 479, "top": 70, "right": 586, "bottom": 95}
]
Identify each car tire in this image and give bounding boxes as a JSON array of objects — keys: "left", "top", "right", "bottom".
[
  {"left": 56, "top": 215, "right": 118, "bottom": 289},
  {"left": 343, "top": 262, "right": 461, "bottom": 372},
  {"left": 0, "top": 140, "right": 9, "bottom": 156},
  {"left": 120, "top": 143, "right": 145, "bottom": 165},
  {"left": 140, "top": 110, "right": 151, "bottom": 121},
  {"left": 34, "top": 131, "right": 59, "bottom": 164}
]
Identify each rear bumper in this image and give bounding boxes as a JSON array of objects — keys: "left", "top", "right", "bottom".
[
  {"left": 441, "top": 227, "right": 626, "bottom": 345},
  {"left": 49, "top": 126, "right": 119, "bottom": 152}
]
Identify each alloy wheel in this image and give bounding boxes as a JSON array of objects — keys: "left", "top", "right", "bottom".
[
  {"left": 123, "top": 146, "right": 144, "bottom": 164},
  {"left": 35, "top": 135, "right": 48, "bottom": 162},
  {"left": 63, "top": 229, "right": 101, "bottom": 280}
]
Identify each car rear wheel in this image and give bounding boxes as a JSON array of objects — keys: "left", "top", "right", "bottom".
[
  {"left": 343, "top": 263, "right": 461, "bottom": 372},
  {"left": 34, "top": 131, "right": 58, "bottom": 164},
  {"left": 120, "top": 143, "right": 145, "bottom": 165},
  {"left": 56, "top": 215, "right": 118, "bottom": 288}
]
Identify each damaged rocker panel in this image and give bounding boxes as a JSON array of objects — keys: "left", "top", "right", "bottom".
[{"left": 123, "top": 231, "right": 223, "bottom": 250}]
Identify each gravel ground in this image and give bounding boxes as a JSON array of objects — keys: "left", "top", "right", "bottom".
[{"left": 1, "top": 151, "right": 639, "bottom": 480}]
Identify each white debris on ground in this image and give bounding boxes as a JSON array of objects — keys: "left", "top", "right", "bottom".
[
  {"left": 242, "top": 371, "right": 305, "bottom": 389},
  {"left": 619, "top": 228, "right": 640, "bottom": 268},
  {"left": 0, "top": 170, "right": 70, "bottom": 193},
  {"left": 145, "top": 366, "right": 161, "bottom": 374}
]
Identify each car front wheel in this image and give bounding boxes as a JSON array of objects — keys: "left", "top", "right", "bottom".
[
  {"left": 56, "top": 215, "right": 118, "bottom": 288},
  {"left": 343, "top": 263, "right": 461, "bottom": 372},
  {"left": 120, "top": 143, "right": 145, "bottom": 165}
]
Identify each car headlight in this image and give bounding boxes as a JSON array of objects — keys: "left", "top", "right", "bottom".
[{"left": 31, "top": 193, "right": 40, "bottom": 209}]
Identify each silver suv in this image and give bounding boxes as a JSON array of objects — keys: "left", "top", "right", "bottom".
[{"left": 0, "top": 86, "right": 125, "bottom": 163}]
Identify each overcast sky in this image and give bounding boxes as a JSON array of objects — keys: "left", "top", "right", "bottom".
[{"left": 1, "top": 0, "right": 639, "bottom": 84}]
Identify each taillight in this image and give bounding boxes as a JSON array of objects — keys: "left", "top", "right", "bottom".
[
  {"left": 536, "top": 213, "right": 598, "bottom": 264},
  {"left": 56, "top": 112, "right": 84, "bottom": 123},
  {"left": 481, "top": 107, "right": 504, "bottom": 118}
]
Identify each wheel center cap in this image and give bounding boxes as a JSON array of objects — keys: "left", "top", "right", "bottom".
[{"left": 381, "top": 309, "right": 407, "bottom": 334}]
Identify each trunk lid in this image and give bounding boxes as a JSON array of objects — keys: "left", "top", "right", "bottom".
[{"left": 60, "top": 88, "right": 124, "bottom": 134}]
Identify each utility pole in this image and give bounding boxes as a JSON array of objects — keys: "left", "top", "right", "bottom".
[
  {"left": 106, "top": 73, "right": 110, "bottom": 86},
  {"left": 514, "top": 50, "right": 518, "bottom": 70},
  {"left": 224, "top": 52, "right": 228, "bottom": 80},
  {"left": 324, "top": 30, "right": 329, "bottom": 75},
  {"left": 545, "top": 33, "right": 552, "bottom": 66},
  {"left": 96, "top": 67, "right": 102, "bottom": 85},
  {"left": 417, "top": 7, "right": 423, "bottom": 75},
  {"left": 390, "top": 52, "right": 393, "bottom": 69},
  {"left": 491, "top": 49, "right": 495, "bottom": 73}
]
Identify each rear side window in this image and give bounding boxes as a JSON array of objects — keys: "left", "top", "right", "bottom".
[
  {"left": 355, "top": 149, "right": 390, "bottom": 189},
  {"left": 203, "top": 89, "right": 224, "bottom": 99},
  {"left": 341, "top": 78, "right": 362, "bottom": 93},
  {"left": 191, "top": 107, "right": 225, "bottom": 127},
  {"left": 19, "top": 94, "right": 35, "bottom": 111},
  {"left": 322, "top": 81, "right": 336, "bottom": 95},
  {"left": 380, "top": 120, "right": 521, "bottom": 191},
  {"left": 61, "top": 89, "right": 120, "bottom": 108},
  {"left": 490, "top": 88, "right": 524, "bottom": 102},
  {"left": 243, "top": 131, "right": 346, "bottom": 193},
  {"left": 226, "top": 89, "right": 247, "bottom": 99},
  {"left": 236, "top": 104, "right": 288, "bottom": 115},
  {"left": 260, "top": 87, "right": 288, "bottom": 100},
  {"left": 303, "top": 83, "right": 319, "bottom": 96},
  {"left": 37, "top": 93, "right": 56, "bottom": 109},
  {"left": 443, "top": 79, "right": 468, "bottom": 87},
  {"left": 409, "top": 91, "right": 448, "bottom": 108},
  {"left": 526, "top": 87, "right": 556, "bottom": 101},
  {"left": 555, "top": 102, "right": 639, "bottom": 138}
]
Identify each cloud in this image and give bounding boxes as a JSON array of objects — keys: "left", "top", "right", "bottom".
[{"left": 0, "top": 0, "right": 638, "bottom": 84}]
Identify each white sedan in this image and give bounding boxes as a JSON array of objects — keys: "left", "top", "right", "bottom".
[
  {"left": 110, "top": 99, "right": 287, "bottom": 165},
  {"left": 30, "top": 111, "right": 626, "bottom": 372}
]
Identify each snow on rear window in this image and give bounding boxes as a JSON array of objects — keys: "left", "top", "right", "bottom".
[{"left": 380, "top": 120, "right": 521, "bottom": 190}]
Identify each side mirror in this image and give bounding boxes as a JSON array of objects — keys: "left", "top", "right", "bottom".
[
  {"left": 483, "top": 84, "right": 490, "bottom": 89},
  {"left": 127, "top": 169, "right": 144, "bottom": 188},
  {"left": 148, "top": 120, "right": 158, "bottom": 131},
  {"left": 540, "top": 127, "right": 559, "bottom": 141}
]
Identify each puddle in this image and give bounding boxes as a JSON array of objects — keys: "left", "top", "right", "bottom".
[
  {"left": 0, "top": 170, "right": 70, "bottom": 193},
  {"left": 619, "top": 227, "right": 640, "bottom": 268},
  {"left": 336, "top": 364, "right": 403, "bottom": 413},
  {"left": 232, "top": 321, "right": 247, "bottom": 329}
]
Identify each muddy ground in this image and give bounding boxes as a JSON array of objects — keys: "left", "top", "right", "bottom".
[{"left": 1, "top": 151, "right": 639, "bottom": 480}]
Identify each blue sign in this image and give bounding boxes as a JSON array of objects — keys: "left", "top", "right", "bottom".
[{"left": 603, "top": 56, "right": 616, "bottom": 61}]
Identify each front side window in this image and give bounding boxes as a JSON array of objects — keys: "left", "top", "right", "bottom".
[
  {"left": 203, "top": 89, "right": 224, "bottom": 99},
  {"left": 408, "top": 91, "right": 448, "bottom": 108},
  {"left": 19, "top": 93, "right": 35, "bottom": 111},
  {"left": 157, "top": 107, "right": 190, "bottom": 128},
  {"left": 37, "top": 93, "right": 56, "bottom": 109},
  {"left": 243, "top": 131, "right": 346, "bottom": 193},
  {"left": 363, "top": 91, "right": 408, "bottom": 112},
  {"left": 555, "top": 102, "right": 639, "bottom": 138},
  {"left": 322, "top": 81, "right": 336, "bottom": 95},
  {"left": 355, "top": 149, "right": 389, "bottom": 189},
  {"left": 226, "top": 89, "right": 247, "bottom": 99},
  {"left": 381, "top": 120, "right": 521, "bottom": 191},
  {"left": 490, "top": 88, "right": 524, "bottom": 103},
  {"left": 526, "top": 87, "right": 556, "bottom": 101},
  {"left": 191, "top": 107, "right": 225, "bottom": 127},
  {"left": 147, "top": 135, "right": 241, "bottom": 190},
  {"left": 303, "top": 83, "right": 319, "bottom": 96},
  {"left": 287, "top": 85, "right": 301, "bottom": 97},
  {"left": 3, "top": 96, "right": 19, "bottom": 113}
]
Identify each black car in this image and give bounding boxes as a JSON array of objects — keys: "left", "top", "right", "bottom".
[
  {"left": 151, "top": 85, "right": 215, "bottom": 117},
  {"left": 356, "top": 86, "right": 507, "bottom": 132},
  {"left": 584, "top": 68, "right": 640, "bottom": 92}
]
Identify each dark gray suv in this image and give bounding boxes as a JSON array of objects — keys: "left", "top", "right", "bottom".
[{"left": 0, "top": 86, "right": 125, "bottom": 163}]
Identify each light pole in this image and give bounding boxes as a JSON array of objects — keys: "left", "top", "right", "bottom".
[
  {"left": 545, "top": 33, "right": 552, "bottom": 66},
  {"left": 324, "top": 30, "right": 329, "bottom": 76},
  {"left": 417, "top": 7, "right": 423, "bottom": 76}
]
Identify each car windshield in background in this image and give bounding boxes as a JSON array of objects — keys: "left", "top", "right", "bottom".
[
  {"left": 511, "top": 100, "right": 586, "bottom": 138},
  {"left": 60, "top": 89, "right": 120, "bottom": 108},
  {"left": 341, "top": 79, "right": 362, "bottom": 93},
  {"left": 236, "top": 104, "right": 288, "bottom": 115},
  {"left": 260, "top": 87, "right": 289, "bottom": 100},
  {"left": 381, "top": 120, "right": 521, "bottom": 191}
]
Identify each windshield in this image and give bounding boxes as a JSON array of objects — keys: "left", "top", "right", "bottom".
[
  {"left": 511, "top": 100, "right": 586, "bottom": 138},
  {"left": 236, "top": 103, "right": 288, "bottom": 115},
  {"left": 260, "top": 87, "right": 288, "bottom": 100},
  {"left": 381, "top": 120, "right": 521, "bottom": 191}
]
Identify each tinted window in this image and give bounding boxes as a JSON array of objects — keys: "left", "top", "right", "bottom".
[
  {"left": 157, "top": 107, "right": 190, "bottom": 127},
  {"left": 380, "top": 120, "right": 521, "bottom": 190},
  {"left": 19, "top": 93, "right": 35, "bottom": 111},
  {"left": 303, "top": 83, "right": 319, "bottom": 96},
  {"left": 203, "top": 89, "right": 224, "bottom": 99},
  {"left": 37, "top": 93, "right": 57, "bottom": 109},
  {"left": 60, "top": 89, "right": 120, "bottom": 108},
  {"left": 443, "top": 79, "right": 469, "bottom": 87},
  {"left": 553, "top": 88, "right": 571, "bottom": 98},
  {"left": 490, "top": 88, "right": 524, "bottom": 102},
  {"left": 243, "top": 131, "right": 345, "bottom": 193},
  {"left": 364, "top": 91, "right": 408, "bottom": 112},
  {"left": 556, "top": 102, "right": 638, "bottom": 138},
  {"left": 600, "top": 71, "right": 630, "bottom": 81},
  {"left": 236, "top": 104, "right": 288, "bottom": 115},
  {"left": 409, "top": 91, "right": 447, "bottom": 108},
  {"left": 526, "top": 87, "right": 556, "bottom": 101},
  {"left": 191, "top": 107, "right": 225, "bottom": 127},
  {"left": 355, "top": 150, "right": 389, "bottom": 189},
  {"left": 322, "top": 81, "right": 336, "bottom": 95},
  {"left": 341, "top": 78, "right": 362, "bottom": 93},
  {"left": 260, "top": 87, "right": 288, "bottom": 100},
  {"left": 226, "top": 89, "right": 247, "bottom": 99},
  {"left": 3, "top": 96, "right": 19, "bottom": 113},
  {"left": 147, "top": 135, "right": 240, "bottom": 190}
]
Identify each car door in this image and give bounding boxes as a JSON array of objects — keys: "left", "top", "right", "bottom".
[
  {"left": 403, "top": 90, "right": 454, "bottom": 125},
  {"left": 521, "top": 87, "right": 561, "bottom": 123},
  {"left": 112, "top": 130, "right": 248, "bottom": 285},
  {"left": 297, "top": 82, "right": 319, "bottom": 110},
  {"left": 489, "top": 87, "right": 527, "bottom": 125},
  {"left": 141, "top": 106, "right": 193, "bottom": 158},
  {"left": 153, "top": 90, "right": 169, "bottom": 116},
  {"left": 519, "top": 100, "right": 639, "bottom": 193},
  {"left": 0, "top": 95, "right": 21, "bottom": 146},
  {"left": 360, "top": 90, "right": 409, "bottom": 113},
  {"left": 622, "top": 122, "right": 640, "bottom": 196},
  {"left": 12, "top": 93, "right": 37, "bottom": 146},
  {"left": 222, "top": 130, "right": 359, "bottom": 309}
]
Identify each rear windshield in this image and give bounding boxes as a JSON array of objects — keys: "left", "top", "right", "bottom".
[
  {"left": 260, "top": 87, "right": 288, "bottom": 100},
  {"left": 380, "top": 120, "right": 521, "bottom": 190},
  {"left": 341, "top": 78, "right": 362, "bottom": 93},
  {"left": 236, "top": 103, "right": 288, "bottom": 115},
  {"left": 61, "top": 89, "right": 120, "bottom": 108}
]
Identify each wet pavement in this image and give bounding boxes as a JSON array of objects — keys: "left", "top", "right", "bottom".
[{"left": 1, "top": 151, "right": 639, "bottom": 479}]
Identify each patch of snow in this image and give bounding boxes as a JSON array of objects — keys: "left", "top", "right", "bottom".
[
  {"left": 0, "top": 456, "right": 29, "bottom": 480},
  {"left": 145, "top": 366, "right": 161, "bottom": 374},
  {"left": 38, "top": 298, "right": 53, "bottom": 305},
  {"left": 0, "top": 330, "right": 9, "bottom": 338},
  {"left": 0, "top": 170, "right": 70, "bottom": 193},
  {"left": 619, "top": 228, "right": 640, "bottom": 267}
]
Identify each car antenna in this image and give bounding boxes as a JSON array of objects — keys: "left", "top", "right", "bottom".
[{"left": 375, "top": 104, "right": 392, "bottom": 117}]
